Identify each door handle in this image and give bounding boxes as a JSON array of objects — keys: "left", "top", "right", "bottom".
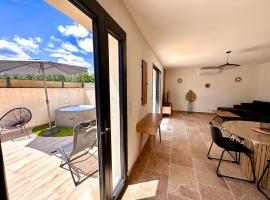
[
  {"left": 102, "top": 127, "right": 110, "bottom": 144},
  {"left": 101, "top": 120, "right": 111, "bottom": 143}
]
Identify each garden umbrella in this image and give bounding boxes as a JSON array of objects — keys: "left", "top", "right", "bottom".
[{"left": 0, "top": 59, "right": 88, "bottom": 135}]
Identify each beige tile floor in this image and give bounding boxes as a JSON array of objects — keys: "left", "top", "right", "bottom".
[{"left": 123, "top": 112, "right": 268, "bottom": 200}]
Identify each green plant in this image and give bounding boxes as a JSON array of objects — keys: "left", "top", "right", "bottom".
[{"left": 0, "top": 72, "right": 94, "bottom": 83}]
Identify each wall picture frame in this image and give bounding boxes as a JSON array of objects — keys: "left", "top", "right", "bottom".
[{"left": 141, "top": 60, "right": 147, "bottom": 105}]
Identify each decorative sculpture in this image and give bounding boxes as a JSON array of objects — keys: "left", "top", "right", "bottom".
[{"left": 186, "top": 90, "right": 197, "bottom": 113}]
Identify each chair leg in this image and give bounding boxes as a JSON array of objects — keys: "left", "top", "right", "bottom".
[
  {"left": 257, "top": 162, "right": 270, "bottom": 200},
  {"left": 217, "top": 150, "right": 255, "bottom": 183},
  {"left": 216, "top": 150, "right": 226, "bottom": 177},
  {"left": 207, "top": 141, "right": 214, "bottom": 159},
  {"left": 159, "top": 126, "right": 161, "bottom": 143},
  {"left": 207, "top": 141, "right": 237, "bottom": 163},
  {"left": 23, "top": 126, "right": 30, "bottom": 138},
  {"left": 0, "top": 128, "right": 2, "bottom": 140},
  {"left": 60, "top": 147, "right": 78, "bottom": 186}
]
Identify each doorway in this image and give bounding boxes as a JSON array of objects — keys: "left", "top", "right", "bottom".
[
  {"left": 0, "top": 0, "right": 127, "bottom": 200},
  {"left": 152, "top": 66, "right": 161, "bottom": 113}
]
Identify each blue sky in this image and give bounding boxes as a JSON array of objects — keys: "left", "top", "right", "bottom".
[{"left": 0, "top": 0, "right": 94, "bottom": 73}]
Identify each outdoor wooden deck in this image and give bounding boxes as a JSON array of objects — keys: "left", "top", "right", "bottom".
[{"left": 1, "top": 131, "right": 99, "bottom": 200}]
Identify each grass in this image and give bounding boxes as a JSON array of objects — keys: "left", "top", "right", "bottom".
[{"left": 32, "top": 123, "right": 73, "bottom": 137}]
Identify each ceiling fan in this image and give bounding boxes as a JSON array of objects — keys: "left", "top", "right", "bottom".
[{"left": 202, "top": 51, "right": 240, "bottom": 71}]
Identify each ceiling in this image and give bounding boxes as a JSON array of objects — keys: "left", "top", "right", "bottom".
[{"left": 122, "top": 0, "right": 270, "bottom": 68}]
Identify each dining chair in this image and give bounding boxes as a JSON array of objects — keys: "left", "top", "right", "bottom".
[
  {"left": 207, "top": 122, "right": 239, "bottom": 163},
  {"left": 257, "top": 160, "right": 270, "bottom": 199},
  {"left": 209, "top": 122, "right": 255, "bottom": 183}
]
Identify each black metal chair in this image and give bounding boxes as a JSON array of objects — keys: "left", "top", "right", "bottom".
[
  {"left": 257, "top": 160, "right": 270, "bottom": 200},
  {"left": 0, "top": 108, "right": 32, "bottom": 138},
  {"left": 207, "top": 122, "right": 239, "bottom": 163},
  {"left": 209, "top": 122, "right": 255, "bottom": 183}
]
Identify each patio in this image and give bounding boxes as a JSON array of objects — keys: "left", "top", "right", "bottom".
[{"left": 1, "top": 130, "right": 99, "bottom": 200}]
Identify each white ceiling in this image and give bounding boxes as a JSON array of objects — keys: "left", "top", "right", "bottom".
[{"left": 122, "top": 0, "right": 270, "bottom": 68}]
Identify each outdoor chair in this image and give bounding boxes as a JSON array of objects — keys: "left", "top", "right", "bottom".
[
  {"left": 209, "top": 122, "right": 255, "bottom": 183},
  {"left": 257, "top": 160, "right": 270, "bottom": 199},
  {"left": 0, "top": 108, "right": 32, "bottom": 138},
  {"left": 57, "top": 120, "right": 97, "bottom": 186}
]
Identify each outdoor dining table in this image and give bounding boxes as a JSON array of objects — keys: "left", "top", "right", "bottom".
[{"left": 222, "top": 120, "right": 270, "bottom": 190}]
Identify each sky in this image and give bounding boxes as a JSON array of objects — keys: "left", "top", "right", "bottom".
[{"left": 0, "top": 0, "right": 94, "bottom": 73}]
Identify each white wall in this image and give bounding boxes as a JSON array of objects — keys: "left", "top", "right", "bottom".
[
  {"left": 97, "top": 0, "right": 164, "bottom": 173},
  {"left": 165, "top": 65, "right": 259, "bottom": 112},
  {"left": 256, "top": 61, "right": 270, "bottom": 101}
]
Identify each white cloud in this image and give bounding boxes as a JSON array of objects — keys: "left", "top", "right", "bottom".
[
  {"left": 45, "top": 48, "right": 71, "bottom": 55},
  {"left": 48, "top": 42, "right": 54, "bottom": 48},
  {"left": 50, "top": 52, "right": 91, "bottom": 68},
  {"left": 61, "top": 42, "right": 79, "bottom": 52},
  {"left": 0, "top": 39, "right": 31, "bottom": 59},
  {"left": 35, "top": 37, "right": 42, "bottom": 43},
  {"left": 50, "top": 35, "right": 62, "bottom": 42},
  {"left": 13, "top": 35, "right": 40, "bottom": 52},
  {"left": 58, "top": 23, "right": 89, "bottom": 38},
  {"left": 78, "top": 38, "right": 93, "bottom": 52}
]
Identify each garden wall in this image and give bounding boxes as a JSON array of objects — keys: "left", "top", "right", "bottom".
[{"left": 0, "top": 81, "right": 95, "bottom": 129}]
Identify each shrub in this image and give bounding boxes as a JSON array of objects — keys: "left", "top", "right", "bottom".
[{"left": 0, "top": 72, "right": 94, "bottom": 83}]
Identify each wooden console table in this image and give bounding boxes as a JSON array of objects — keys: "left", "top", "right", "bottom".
[{"left": 136, "top": 113, "right": 162, "bottom": 165}]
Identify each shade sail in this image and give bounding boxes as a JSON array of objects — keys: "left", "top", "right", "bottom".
[{"left": 0, "top": 59, "right": 88, "bottom": 75}]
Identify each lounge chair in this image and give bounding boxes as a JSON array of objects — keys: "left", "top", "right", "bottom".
[
  {"left": 57, "top": 120, "right": 97, "bottom": 186},
  {"left": 0, "top": 108, "right": 32, "bottom": 138}
]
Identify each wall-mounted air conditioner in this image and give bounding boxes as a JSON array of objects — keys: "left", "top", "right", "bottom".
[{"left": 199, "top": 68, "right": 221, "bottom": 75}]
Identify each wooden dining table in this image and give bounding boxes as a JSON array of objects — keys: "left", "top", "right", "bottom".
[{"left": 222, "top": 120, "right": 270, "bottom": 190}]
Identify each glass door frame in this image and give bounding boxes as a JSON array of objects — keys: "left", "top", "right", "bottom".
[
  {"left": 152, "top": 65, "right": 161, "bottom": 113},
  {"left": 70, "top": 0, "right": 128, "bottom": 199},
  {"left": 0, "top": 0, "right": 127, "bottom": 199}
]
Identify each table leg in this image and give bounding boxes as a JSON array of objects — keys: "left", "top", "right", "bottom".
[
  {"left": 151, "top": 135, "right": 156, "bottom": 166},
  {"left": 140, "top": 134, "right": 143, "bottom": 152}
]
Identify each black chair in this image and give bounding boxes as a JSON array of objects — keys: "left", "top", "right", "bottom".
[
  {"left": 207, "top": 122, "right": 239, "bottom": 163},
  {"left": 209, "top": 122, "right": 255, "bottom": 183},
  {"left": 0, "top": 108, "right": 32, "bottom": 138},
  {"left": 257, "top": 160, "right": 270, "bottom": 200}
]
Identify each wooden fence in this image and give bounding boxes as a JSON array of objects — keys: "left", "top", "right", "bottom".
[{"left": 0, "top": 78, "right": 94, "bottom": 88}]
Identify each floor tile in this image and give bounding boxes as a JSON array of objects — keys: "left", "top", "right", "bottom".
[
  {"left": 193, "top": 159, "right": 229, "bottom": 190},
  {"left": 225, "top": 178, "right": 266, "bottom": 200},
  {"left": 199, "top": 183, "right": 235, "bottom": 200},
  {"left": 169, "top": 163, "right": 200, "bottom": 200},
  {"left": 140, "top": 169, "right": 169, "bottom": 199},
  {"left": 146, "top": 152, "right": 170, "bottom": 175},
  {"left": 190, "top": 142, "right": 209, "bottom": 161},
  {"left": 172, "top": 137, "right": 189, "bottom": 149},
  {"left": 171, "top": 147, "right": 193, "bottom": 168},
  {"left": 156, "top": 140, "right": 171, "bottom": 154}
]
